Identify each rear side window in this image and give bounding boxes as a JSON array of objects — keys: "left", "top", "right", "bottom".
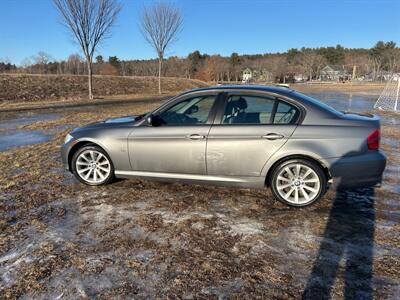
[
  {"left": 222, "top": 94, "right": 299, "bottom": 125},
  {"left": 292, "top": 91, "right": 342, "bottom": 116},
  {"left": 274, "top": 101, "right": 299, "bottom": 124},
  {"left": 223, "top": 95, "right": 275, "bottom": 124}
]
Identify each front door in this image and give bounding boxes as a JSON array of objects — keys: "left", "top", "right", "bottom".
[
  {"left": 207, "top": 92, "right": 299, "bottom": 176},
  {"left": 128, "top": 93, "right": 219, "bottom": 175}
]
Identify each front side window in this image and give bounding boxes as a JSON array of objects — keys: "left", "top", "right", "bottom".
[
  {"left": 222, "top": 94, "right": 299, "bottom": 125},
  {"left": 157, "top": 95, "right": 216, "bottom": 125}
]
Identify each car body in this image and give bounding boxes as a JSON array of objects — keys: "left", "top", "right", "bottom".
[{"left": 62, "top": 85, "right": 386, "bottom": 206}]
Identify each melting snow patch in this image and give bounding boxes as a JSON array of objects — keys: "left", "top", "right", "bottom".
[{"left": 229, "top": 219, "right": 264, "bottom": 235}]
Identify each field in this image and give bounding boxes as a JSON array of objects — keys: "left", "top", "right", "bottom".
[
  {"left": 0, "top": 74, "right": 207, "bottom": 106},
  {"left": 0, "top": 78, "right": 399, "bottom": 299},
  {"left": 0, "top": 74, "right": 386, "bottom": 110}
]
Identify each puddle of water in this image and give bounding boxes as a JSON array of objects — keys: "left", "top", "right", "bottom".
[
  {"left": 0, "top": 113, "right": 59, "bottom": 130},
  {"left": 383, "top": 184, "right": 400, "bottom": 194},
  {"left": 0, "top": 112, "right": 64, "bottom": 151},
  {"left": 382, "top": 116, "right": 400, "bottom": 126},
  {"left": 381, "top": 137, "right": 400, "bottom": 193},
  {"left": 382, "top": 137, "right": 400, "bottom": 148},
  {"left": 0, "top": 130, "right": 51, "bottom": 152},
  {"left": 54, "top": 124, "right": 74, "bottom": 130}
]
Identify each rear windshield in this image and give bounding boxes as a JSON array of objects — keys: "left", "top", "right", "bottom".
[{"left": 291, "top": 91, "right": 343, "bottom": 116}]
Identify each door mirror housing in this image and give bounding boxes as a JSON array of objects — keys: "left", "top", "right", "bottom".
[
  {"left": 146, "top": 114, "right": 153, "bottom": 126},
  {"left": 146, "top": 114, "right": 165, "bottom": 127}
]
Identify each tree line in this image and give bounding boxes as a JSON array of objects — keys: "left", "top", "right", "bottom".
[{"left": 3, "top": 41, "right": 399, "bottom": 82}]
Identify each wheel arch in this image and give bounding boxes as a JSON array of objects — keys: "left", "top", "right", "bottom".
[
  {"left": 68, "top": 140, "right": 111, "bottom": 172},
  {"left": 264, "top": 154, "right": 331, "bottom": 187}
]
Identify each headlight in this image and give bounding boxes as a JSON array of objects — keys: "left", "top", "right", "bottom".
[{"left": 64, "top": 134, "right": 74, "bottom": 144}]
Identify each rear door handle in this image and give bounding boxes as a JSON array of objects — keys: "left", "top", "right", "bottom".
[
  {"left": 262, "top": 133, "right": 284, "bottom": 140},
  {"left": 188, "top": 134, "right": 206, "bottom": 140}
]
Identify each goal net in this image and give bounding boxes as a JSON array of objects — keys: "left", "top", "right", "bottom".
[{"left": 374, "top": 75, "right": 400, "bottom": 112}]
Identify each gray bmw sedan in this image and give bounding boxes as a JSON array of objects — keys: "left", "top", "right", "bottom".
[{"left": 62, "top": 85, "right": 386, "bottom": 207}]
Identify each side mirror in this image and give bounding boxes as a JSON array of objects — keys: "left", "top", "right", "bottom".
[
  {"left": 146, "top": 114, "right": 165, "bottom": 127},
  {"left": 146, "top": 114, "right": 153, "bottom": 126}
]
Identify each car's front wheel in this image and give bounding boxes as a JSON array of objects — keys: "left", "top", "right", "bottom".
[
  {"left": 270, "top": 159, "right": 327, "bottom": 207},
  {"left": 72, "top": 145, "right": 115, "bottom": 185}
]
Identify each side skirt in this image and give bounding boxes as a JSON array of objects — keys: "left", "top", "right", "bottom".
[{"left": 114, "top": 170, "right": 266, "bottom": 188}]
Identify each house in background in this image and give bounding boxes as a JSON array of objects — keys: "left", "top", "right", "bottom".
[
  {"left": 294, "top": 74, "right": 308, "bottom": 82},
  {"left": 242, "top": 68, "right": 252, "bottom": 83},
  {"left": 242, "top": 68, "right": 273, "bottom": 83},
  {"left": 256, "top": 69, "right": 274, "bottom": 82},
  {"left": 319, "top": 65, "right": 351, "bottom": 81}
]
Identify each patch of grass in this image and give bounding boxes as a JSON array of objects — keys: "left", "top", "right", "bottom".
[{"left": 0, "top": 100, "right": 399, "bottom": 299}]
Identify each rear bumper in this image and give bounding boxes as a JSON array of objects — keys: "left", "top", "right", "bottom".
[{"left": 326, "top": 151, "right": 386, "bottom": 189}]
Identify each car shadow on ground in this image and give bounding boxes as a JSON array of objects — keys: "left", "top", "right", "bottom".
[{"left": 302, "top": 187, "right": 375, "bottom": 299}]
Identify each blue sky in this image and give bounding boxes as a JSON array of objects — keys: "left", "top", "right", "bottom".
[{"left": 1, "top": 0, "right": 399, "bottom": 65}]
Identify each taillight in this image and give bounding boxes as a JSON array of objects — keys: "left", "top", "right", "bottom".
[{"left": 367, "top": 129, "right": 380, "bottom": 150}]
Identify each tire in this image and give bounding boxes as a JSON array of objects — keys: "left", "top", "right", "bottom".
[
  {"left": 71, "top": 145, "right": 115, "bottom": 186},
  {"left": 270, "top": 158, "right": 327, "bottom": 207}
]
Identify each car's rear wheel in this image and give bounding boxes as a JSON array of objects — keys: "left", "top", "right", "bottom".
[
  {"left": 72, "top": 145, "right": 115, "bottom": 185},
  {"left": 271, "top": 159, "right": 326, "bottom": 207}
]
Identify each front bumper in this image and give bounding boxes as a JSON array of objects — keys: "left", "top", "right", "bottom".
[
  {"left": 326, "top": 151, "right": 386, "bottom": 189},
  {"left": 61, "top": 139, "right": 76, "bottom": 171}
]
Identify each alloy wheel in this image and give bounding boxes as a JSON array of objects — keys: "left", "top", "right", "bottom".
[
  {"left": 75, "top": 149, "right": 111, "bottom": 184},
  {"left": 275, "top": 163, "right": 321, "bottom": 205}
]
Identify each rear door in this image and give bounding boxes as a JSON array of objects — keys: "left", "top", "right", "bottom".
[{"left": 206, "top": 92, "right": 300, "bottom": 176}]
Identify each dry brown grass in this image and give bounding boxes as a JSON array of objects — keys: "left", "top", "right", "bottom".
[
  {"left": 0, "top": 101, "right": 399, "bottom": 299},
  {"left": 0, "top": 74, "right": 207, "bottom": 103}
]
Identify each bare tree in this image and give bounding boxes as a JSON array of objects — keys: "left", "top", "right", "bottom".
[
  {"left": 300, "top": 49, "right": 326, "bottom": 81},
  {"left": 20, "top": 58, "right": 33, "bottom": 73},
  {"left": 32, "top": 52, "right": 52, "bottom": 74},
  {"left": 67, "top": 54, "right": 84, "bottom": 75},
  {"left": 53, "top": 0, "right": 121, "bottom": 99},
  {"left": 140, "top": 3, "right": 183, "bottom": 94}
]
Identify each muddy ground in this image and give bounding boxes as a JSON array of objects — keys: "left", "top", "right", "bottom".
[{"left": 0, "top": 92, "right": 399, "bottom": 299}]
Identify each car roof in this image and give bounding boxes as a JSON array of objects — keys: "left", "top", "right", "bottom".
[
  {"left": 181, "top": 84, "right": 295, "bottom": 96},
  {"left": 179, "top": 84, "right": 343, "bottom": 119}
]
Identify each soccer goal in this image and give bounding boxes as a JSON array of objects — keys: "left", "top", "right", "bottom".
[{"left": 374, "top": 75, "right": 400, "bottom": 112}]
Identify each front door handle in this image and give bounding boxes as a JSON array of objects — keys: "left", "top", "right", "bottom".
[
  {"left": 262, "top": 133, "right": 284, "bottom": 140},
  {"left": 188, "top": 134, "right": 206, "bottom": 140}
]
